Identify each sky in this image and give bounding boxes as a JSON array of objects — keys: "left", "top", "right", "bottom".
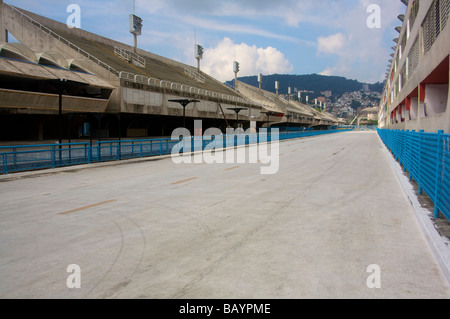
[{"left": 5, "top": 0, "right": 406, "bottom": 84}]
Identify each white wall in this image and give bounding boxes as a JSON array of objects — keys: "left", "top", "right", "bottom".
[{"left": 425, "top": 84, "right": 448, "bottom": 115}]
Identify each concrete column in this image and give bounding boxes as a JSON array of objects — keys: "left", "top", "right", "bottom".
[
  {"left": 417, "top": 84, "right": 425, "bottom": 131},
  {"left": 0, "top": 0, "right": 5, "bottom": 43},
  {"left": 445, "top": 62, "right": 450, "bottom": 134}
]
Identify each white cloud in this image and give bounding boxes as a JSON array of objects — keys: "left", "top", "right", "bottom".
[
  {"left": 180, "top": 16, "right": 302, "bottom": 44},
  {"left": 315, "top": 0, "right": 404, "bottom": 82},
  {"left": 319, "top": 68, "right": 333, "bottom": 77},
  {"left": 201, "top": 38, "right": 293, "bottom": 82},
  {"left": 317, "top": 33, "right": 346, "bottom": 54}
]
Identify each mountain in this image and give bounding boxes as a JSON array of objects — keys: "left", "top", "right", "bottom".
[{"left": 225, "top": 74, "right": 383, "bottom": 99}]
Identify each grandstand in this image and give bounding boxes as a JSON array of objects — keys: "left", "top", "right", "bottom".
[
  {"left": 0, "top": 1, "right": 339, "bottom": 141},
  {"left": 236, "top": 80, "right": 340, "bottom": 128}
]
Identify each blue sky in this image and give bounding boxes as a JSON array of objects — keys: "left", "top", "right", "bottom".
[{"left": 6, "top": 0, "right": 405, "bottom": 83}]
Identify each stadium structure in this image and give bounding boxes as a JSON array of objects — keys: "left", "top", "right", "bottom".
[
  {"left": 378, "top": 0, "right": 450, "bottom": 133},
  {"left": 0, "top": 1, "right": 340, "bottom": 142}
]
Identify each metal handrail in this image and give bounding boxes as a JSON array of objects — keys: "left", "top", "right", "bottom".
[
  {"left": 114, "top": 46, "right": 146, "bottom": 67},
  {"left": 6, "top": 3, "right": 120, "bottom": 76},
  {"left": 184, "top": 68, "right": 206, "bottom": 83}
]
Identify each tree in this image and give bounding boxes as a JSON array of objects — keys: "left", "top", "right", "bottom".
[{"left": 351, "top": 100, "right": 362, "bottom": 110}]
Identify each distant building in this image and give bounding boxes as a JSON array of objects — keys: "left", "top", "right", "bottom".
[{"left": 321, "top": 90, "right": 332, "bottom": 97}]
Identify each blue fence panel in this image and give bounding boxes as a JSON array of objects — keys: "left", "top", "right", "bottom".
[
  {"left": 0, "top": 129, "right": 352, "bottom": 176},
  {"left": 377, "top": 129, "right": 449, "bottom": 221},
  {"left": 0, "top": 143, "right": 91, "bottom": 173}
]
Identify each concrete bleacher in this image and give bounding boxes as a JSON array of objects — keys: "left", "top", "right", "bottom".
[
  {"left": 236, "top": 80, "right": 339, "bottom": 127},
  {"left": 0, "top": 2, "right": 339, "bottom": 141},
  {"left": 11, "top": 6, "right": 242, "bottom": 99}
]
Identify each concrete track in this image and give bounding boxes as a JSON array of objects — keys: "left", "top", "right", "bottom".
[{"left": 1, "top": 131, "right": 449, "bottom": 298}]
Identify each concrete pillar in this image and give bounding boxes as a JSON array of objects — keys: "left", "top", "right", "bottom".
[
  {"left": 0, "top": 0, "right": 5, "bottom": 43},
  {"left": 445, "top": 61, "right": 450, "bottom": 134},
  {"left": 417, "top": 84, "right": 425, "bottom": 132}
]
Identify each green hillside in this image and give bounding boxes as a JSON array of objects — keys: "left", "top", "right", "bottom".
[{"left": 226, "top": 74, "right": 383, "bottom": 99}]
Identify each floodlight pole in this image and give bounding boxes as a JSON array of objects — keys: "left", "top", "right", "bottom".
[
  {"left": 195, "top": 44, "right": 203, "bottom": 72},
  {"left": 233, "top": 61, "right": 240, "bottom": 92},
  {"left": 130, "top": 13, "right": 143, "bottom": 54}
]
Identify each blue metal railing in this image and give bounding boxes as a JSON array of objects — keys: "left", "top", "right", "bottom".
[
  {"left": 0, "top": 129, "right": 351, "bottom": 176},
  {"left": 377, "top": 129, "right": 449, "bottom": 221}
]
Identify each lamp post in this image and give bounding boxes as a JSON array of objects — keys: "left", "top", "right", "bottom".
[
  {"left": 261, "top": 111, "right": 273, "bottom": 128},
  {"left": 168, "top": 99, "right": 200, "bottom": 129},
  {"left": 55, "top": 79, "right": 67, "bottom": 146},
  {"left": 227, "top": 107, "right": 247, "bottom": 129}
]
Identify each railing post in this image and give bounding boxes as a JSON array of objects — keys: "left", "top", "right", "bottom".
[
  {"left": 418, "top": 130, "right": 424, "bottom": 195},
  {"left": 51, "top": 146, "right": 55, "bottom": 169},
  {"left": 433, "top": 130, "right": 444, "bottom": 218},
  {"left": 117, "top": 142, "right": 121, "bottom": 160},
  {"left": 409, "top": 130, "right": 415, "bottom": 181},
  {"left": 2, "top": 153, "right": 7, "bottom": 175},
  {"left": 403, "top": 130, "right": 407, "bottom": 172},
  {"left": 69, "top": 143, "right": 72, "bottom": 164},
  {"left": 13, "top": 147, "right": 17, "bottom": 166},
  {"left": 87, "top": 144, "right": 92, "bottom": 164},
  {"left": 96, "top": 142, "right": 100, "bottom": 162}
]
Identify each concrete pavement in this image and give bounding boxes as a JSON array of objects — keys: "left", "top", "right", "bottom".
[{"left": 0, "top": 131, "right": 449, "bottom": 298}]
